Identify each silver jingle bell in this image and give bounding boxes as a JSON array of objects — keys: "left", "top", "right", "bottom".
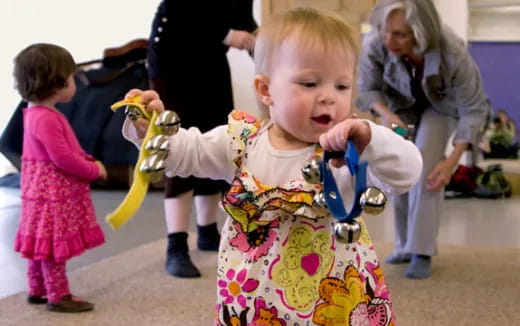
[
  {"left": 302, "top": 156, "right": 322, "bottom": 184},
  {"left": 125, "top": 105, "right": 145, "bottom": 121},
  {"left": 139, "top": 154, "right": 167, "bottom": 183},
  {"left": 145, "top": 135, "right": 170, "bottom": 159},
  {"left": 312, "top": 191, "right": 329, "bottom": 214},
  {"left": 139, "top": 154, "right": 167, "bottom": 174},
  {"left": 333, "top": 219, "right": 362, "bottom": 244},
  {"left": 155, "top": 110, "right": 181, "bottom": 136},
  {"left": 359, "top": 186, "right": 387, "bottom": 215}
]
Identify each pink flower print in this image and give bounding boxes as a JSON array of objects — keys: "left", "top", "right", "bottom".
[
  {"left": 218, "top": 268, "right": 259, "bottom": 308},
  {"left": 230, "top": 221, "right": 278, "bottom": 262}
]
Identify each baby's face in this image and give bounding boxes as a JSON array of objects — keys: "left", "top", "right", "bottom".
[{"left": 265, "top": 38, "right": 355, "bottom": 149}]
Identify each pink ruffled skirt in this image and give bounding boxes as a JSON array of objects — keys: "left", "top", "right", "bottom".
[{"left": 15, "top": 161, "right": 105, "bottom": 263}]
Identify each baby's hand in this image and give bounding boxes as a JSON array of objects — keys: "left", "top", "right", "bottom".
[
  {"left": 319, "top": 119, "right": 371, "bottom": 168},
  {"left": 96, "top": 160, "right": 108, "bottom": 180},
  {"left": 124, "top": 89, "right": 165, "bottom": 138},
  {"left": 125, "top": 89, "right": 164, "bottom": 113}
]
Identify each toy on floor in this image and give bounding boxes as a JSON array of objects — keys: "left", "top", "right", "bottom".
[
  {"left": 301, "top": 140, "right": 387, "bottom": 243},
  {"left": 106, "top": 95, "right": 180, "bottom": 229}
]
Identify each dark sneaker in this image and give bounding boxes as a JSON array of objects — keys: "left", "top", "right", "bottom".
[
  {"left": 47, "top": 295, "right": 94, "bottom": 313},
  {"left": 165, "top": 252, "right": 201, "bottom": 278},
  {"left": 27, "top": 295, "right": 47, "bottom": 304}
]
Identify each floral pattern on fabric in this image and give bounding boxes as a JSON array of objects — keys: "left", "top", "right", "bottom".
[
  {"left": 222, "top": 174, "right": 325, "bottom": 233},
  {"left": 312, "top": 264, "right": 393, "bottom": 326},
  {"left": 15, "top": 161, "right": 105, "bottom": 263},
  {"left": 219, "top": 268, "right": 260, "bottom": 308},
  {"left": 228, "top": 110, "right": 262, "bottom": 169},
  {"left": 229, "top": 219, "right": 279, "bottom": 263},
  {"left": 215, "top": 111, "right": 395, "bottom": 325},
  {"left": 271, "top": 224, "right": 334, "bottom": 312},
  {"left": 251, "top": 297, "right": 287, "bottom": 325}
]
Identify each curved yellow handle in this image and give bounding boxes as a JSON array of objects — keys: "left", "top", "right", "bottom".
[{"left": 106, "top": 96, "right": 160, "bottom": 230}]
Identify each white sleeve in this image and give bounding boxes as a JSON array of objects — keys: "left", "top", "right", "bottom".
[
  {"left": 360, "top": 120, "right": 423, "bottom": 195},
  {"left": 164, "top": 125, "right": 234, "bottom": 183},
  {"left": 122, "top": 118, "right": 143, "bottom": 149}
]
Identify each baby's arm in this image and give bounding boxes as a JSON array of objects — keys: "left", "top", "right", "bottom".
[
  {"left": 360, "top": 121, "right": 422, "bottom": 195},
  {"left": 324, "top": 119, "right": 422, "bottom": 195},
  {"left": 165, "top": 126, "right": 234, "bottom": 182},
  {"left": 120, "top": 89, "right": 235, "bottom": 182}
]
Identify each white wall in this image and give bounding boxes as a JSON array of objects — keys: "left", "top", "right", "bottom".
[
  {"left": 0, "top": 0, "right": 259, "bottom": 132},
  {"left": 469, "top": 7, "right": 520, "bottom": 41},
  {"left": 434, "top": 0, "right": 469, "bottom": 42}
]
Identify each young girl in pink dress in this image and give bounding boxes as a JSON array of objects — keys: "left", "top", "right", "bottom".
[{"left": 13, "top": 43, "right": 107, "bottom": 313}]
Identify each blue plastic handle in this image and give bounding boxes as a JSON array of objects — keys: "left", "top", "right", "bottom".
[{"left": 319, "top": 141, "right": 368, "bottom": 222}]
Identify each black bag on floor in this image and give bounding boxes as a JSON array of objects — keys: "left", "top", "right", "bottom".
[{"left": 474, "top": 164, "right": 512, "bottom": 198}]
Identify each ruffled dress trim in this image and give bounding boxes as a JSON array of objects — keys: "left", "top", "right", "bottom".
[
  {"left": 223, "top": 111, "right": 326, "bottom": 233},
  {"left": 15, "top": 160, "right": 105, "bottom": 262},
  {"left": 14, "top": 226, "right": 105, "bottom": 263}
]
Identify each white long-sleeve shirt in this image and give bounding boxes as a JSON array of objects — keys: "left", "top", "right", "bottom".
[{"left": 124, "top": 117, "right": 423, "bottom": 208}]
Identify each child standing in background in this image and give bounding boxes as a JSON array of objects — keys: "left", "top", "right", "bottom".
[
  {"left": 123, "top": 8, "right": 422, "bottom": 325},
  {"left": 13, "top": 43, "right": 107, "bottom": 313}
]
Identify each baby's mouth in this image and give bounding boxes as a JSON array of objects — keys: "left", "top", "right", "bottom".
[{"left": 311, "top": 114, "right": 331, "bottom": 125}]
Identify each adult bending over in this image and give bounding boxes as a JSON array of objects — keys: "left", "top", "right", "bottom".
[{"left": 356, "top": 0, "right": 491, "bottom": 278}]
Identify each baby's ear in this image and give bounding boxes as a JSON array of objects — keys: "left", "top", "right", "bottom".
[{"left": 254, "top": 74, "right": 272, "bottom": 106}]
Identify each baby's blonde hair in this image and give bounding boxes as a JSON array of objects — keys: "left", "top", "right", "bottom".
[{"left": 253, "top": 7, "right": 359, "bottom": 115}]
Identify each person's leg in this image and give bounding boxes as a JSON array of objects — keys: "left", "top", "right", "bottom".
[
  {"left": 194, "top": 194, "right": 221, "bottom": 251},
  {"left": 386, "top": 109, "right": 422, "bottom": 264},
  {"left": 404, "top": 108, "right": 456, "bottom": 279},
  {"left": 42, "top": 259, "right": 93, "bottom": 312},
  {"left": 385, "top": 193, "right": 411, "bottom": 264},
  {"left": 164, "top": 176, "right": 200, "bottom": 278},
  {"left": 193, "top": 178, "right": 228, "bottom": 251},
  {"left": 27, "top": 259, "right": 47, "bottom": 303}
]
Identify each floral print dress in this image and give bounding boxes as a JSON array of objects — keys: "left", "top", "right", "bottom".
[{"left": 214, "top": 111, "right": 395, "bottom": 326}]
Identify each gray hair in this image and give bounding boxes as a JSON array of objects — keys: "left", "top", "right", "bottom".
[{"left": 369, "top": 0, "right": 441, "bottom": 53}]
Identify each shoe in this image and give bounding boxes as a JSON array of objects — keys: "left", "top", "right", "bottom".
[
  {"left": 27, "top": 295, "right": 47, "bottom": 304},
  {"left": 165, "top": 251, "right": 201, "bottom": 278},
  {"left": 384, "top": 253, "right": 412, "bottom": 264},
  {"left": 197, "top": 223, "right": 221, "bottom": 251},
  {"left": 405, "top": 255, "right": 432, "bottom": 279},
  {"left": 47, "top": 295, "right": 94, "bottom": 313},
  {"left": 197, "top": 234, "right": 220, "bottom": 251}
]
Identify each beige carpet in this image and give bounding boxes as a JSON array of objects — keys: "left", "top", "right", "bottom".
[{"left": 1, "top": 238, "right": 519, "bottom": 326}]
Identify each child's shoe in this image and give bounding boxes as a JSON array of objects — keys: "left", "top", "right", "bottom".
[
  {"left": 166, "top": 251, "right": 201, "bottom": 278},
  {"left": 27, "top": 295, "right": 47, "bottom": 304},
  {"left": 47, "top": 294, "right": 94, "bottom": 313},
  {"left": 166, "top": 232, "right": 201, "bottom": 278},
  {"left": 197, "top": 223, "right": 220, "bottom": 251}
]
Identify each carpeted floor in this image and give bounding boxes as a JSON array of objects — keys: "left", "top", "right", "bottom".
[{"left": 1, "top": 237, "right": 519, "bottom": 326}]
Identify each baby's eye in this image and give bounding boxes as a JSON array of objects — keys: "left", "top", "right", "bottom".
[
  {"left": 336, "top": 84, "right": 351, "bottom": 91},
  {"left": 300, "top": 81, "right": 317, "bottom": 88}
]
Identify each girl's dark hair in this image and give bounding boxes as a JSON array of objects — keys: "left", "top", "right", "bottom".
[{"left": 13, "top": 43, "right": 76, "bottom": 102}]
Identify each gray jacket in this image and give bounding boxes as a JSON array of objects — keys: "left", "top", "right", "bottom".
[{"left": 356, "top": 26, "right": 491, "bottom": 148}]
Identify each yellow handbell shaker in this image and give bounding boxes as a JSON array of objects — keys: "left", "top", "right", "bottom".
[{"left": 106, "top": 95, "right": 180, "bottom": 229}]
